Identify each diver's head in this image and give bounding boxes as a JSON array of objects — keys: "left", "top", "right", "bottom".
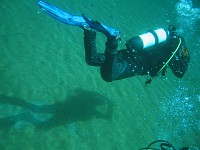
[{"left": 168, "top": 25, "right": 177, "bottom": 38}]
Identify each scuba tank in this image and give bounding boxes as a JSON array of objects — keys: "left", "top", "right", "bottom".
[{"left": 126, "top": 25, "right": 177, "bottom": 51}]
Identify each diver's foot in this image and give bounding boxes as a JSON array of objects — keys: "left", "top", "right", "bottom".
[
  {"left": 82, "top": 14, "right": 120, "bottom": 39},
  {"left": 106, "top": 28, "right": 120, "bottom": 39},
  {"left": 82, "top": 24, "right": 97, "bottom": 32}
]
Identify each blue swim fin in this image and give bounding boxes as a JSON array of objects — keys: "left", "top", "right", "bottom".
[
  {"left": 37, "top": 1, "right": 120, "bottom": 38},
  {"left": 37, "top": 1, "right": 87, "bottom": 26}
]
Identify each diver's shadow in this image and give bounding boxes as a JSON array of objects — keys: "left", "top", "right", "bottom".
[{"left": 0, "top": 89, "right": 113, "bottom": 130}]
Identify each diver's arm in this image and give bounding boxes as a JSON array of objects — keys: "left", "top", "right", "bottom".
[
  {"left": 169, "top": 56, "right": 190, "bottom": 78},
  {"left": 168, "top": 36, "right": 190, "bottom": 78}
]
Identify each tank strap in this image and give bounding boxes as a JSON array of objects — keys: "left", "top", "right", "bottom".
[{"left": 149, "top": 30, "right": 159, "bottom": 45}]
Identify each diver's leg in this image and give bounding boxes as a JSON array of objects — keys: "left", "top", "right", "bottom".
[
  {"left": 100, "top": 37, "right": 144, "bottom": 82},
  {"left": 84, "top": 30, "right": 105, "bottom": 66},
  {"left": 100, "top": 37, "right": 119, "bottom": 81}
]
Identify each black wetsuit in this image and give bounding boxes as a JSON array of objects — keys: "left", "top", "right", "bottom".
[{"left": 84, "top": 30, "right": 190, "bottom": 82}]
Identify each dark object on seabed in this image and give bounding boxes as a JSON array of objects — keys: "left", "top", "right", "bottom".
[{"left": 139, "top": 140, "right": 199, "bottom": 150}]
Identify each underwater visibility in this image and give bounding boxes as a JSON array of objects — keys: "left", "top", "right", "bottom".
[{"left": 0, "top": 0, "right": 199, "bottom": 149}]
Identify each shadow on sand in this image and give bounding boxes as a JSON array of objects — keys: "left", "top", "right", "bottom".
[{"left": 0, "top": 88, "right": 113, "bottom": 130}]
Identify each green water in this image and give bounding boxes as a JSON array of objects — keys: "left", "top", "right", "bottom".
[{"left": 0, "top": 0, "right": 199, "bottom": 149}]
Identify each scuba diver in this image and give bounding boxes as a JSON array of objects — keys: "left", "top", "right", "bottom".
[{"left": 37, "top": 1, "right": 190, "bottom": 84}]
